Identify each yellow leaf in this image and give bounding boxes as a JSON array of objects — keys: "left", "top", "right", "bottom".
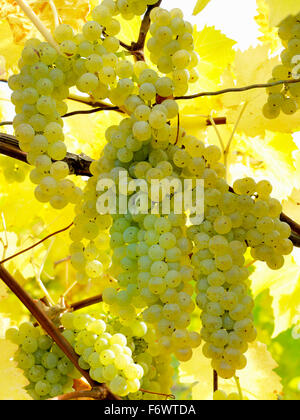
[
  {"left": 0, "top": 21, "right": 23, "bottom": 74},
  {"left": 0, "top": 339, "right": 32, "bottom": 400},
  {"left": 251, "top": 255, "right": 300, "bottom": 336},
  {"left": 255, "top": 0, "right": 283, "bottom": 52},
  {"left": 265, "top": 0, "right": 300, "bottom": 27},
  {"left": 0, "top": 283, "right": 8, "bottom": 302},
  {"left": 283, "top": 188, "right": 300, "bottom": 224},
  {"left": 191, "top": 26, "right": 236, "bottom": 91},
  {"left": 0, "top": 0, "right": 91, "bottom": 44},
  {"left": 179, "top": 342, "right": 282, "bottom": 400},
  {"left": 221, "top": 45, "right": 300, "bottom": 135},
  {"left": 193, "top": 0, "right": 211, "bottom": 16},
  {"left": 229, "top": 132, "right": 299, "bottom": 199}
]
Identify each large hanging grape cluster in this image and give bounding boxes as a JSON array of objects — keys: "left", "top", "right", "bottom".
[
  {"left": 6, "top": 0, "right": 295, "bottom": 400},
  {"left": 263, "top": 11, "right": 300, "bottom": 119}
]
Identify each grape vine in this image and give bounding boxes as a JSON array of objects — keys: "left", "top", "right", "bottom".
[{"left": 0, "top": 0, "right": 299, "bottom": 402}]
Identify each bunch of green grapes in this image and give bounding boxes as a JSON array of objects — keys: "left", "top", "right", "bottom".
[
  {"left": 93, "top": 0, "right": 160, "bottom": 22},
  {"left": 102, "top": 317, "right": 174, "bottom": 399},
  {"left": 0, "top": 155, "right": 29, "bottom": 183},
  {"left": 8, "top": 37, "right": 83, "bottom": 209},
  {"left": 69, "top": 177, "right": 113, "bottom": 285},
  {"left": 192, "top": 174, "right": 293, "bottom": 379},
  {"left": 213, "top": 390, "right": 247, "bottom": 401},
  {"left": 130, "top": 341, "right": 174, "bottom": 400},
  {"left": 232, "top": 178, "right": 293, "bottom": 269},
  {"left": 263, "top": 12, "right": 300, "bottom": 119},
  {"left": 61, "top": 311, "right": 145, "bottom": 397},
  {"left": 147, "top": 6, "right": 200, "bottom": 96},
  {"left": 6, "top": 322, "right": 77, "bottom": 399}
]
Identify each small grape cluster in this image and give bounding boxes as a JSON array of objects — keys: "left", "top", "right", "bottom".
[
  {"left": 94, "top": 0, "right": 161, "bottom": 22},
  {"left": 233, "top": 178, "right": 293, "bottom": 270},
  {"left": 69, "top": 182, "right": 113, "bottom": 285},
  {"left": 0, "top": 155, "right": 29, "bottom": 183},
  {"left": 6, "top": 322, "right": 76, "bottom": 399},
  {"left": 106, "top": 319, "right": 174, "bottom": 399},
  {"left": 8, "top": 38, "right": 81, "bottom": 209},
  {"left": 148, "top": 6, "right": 200, "bottom": 96},
  {"left": 61, "top": 311, "right": 145, "bottom": 397},
  {"left": 263, "top": 12, "right": 300, "bottom": 119},
  {"left": 213, "top": 390, "right": 247, "bottom": 401}
]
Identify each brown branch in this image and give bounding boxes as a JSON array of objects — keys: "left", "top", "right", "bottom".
[
  {"left": 140, "top": 389, "right": 175, "bottom": 400},
  {"left": 50, "top": 386, "right": 121, "bottom": 400},
  {"left": 206, "top": 117, "right": 227, "bottom": 126},
  {"left": 67, "top": 95, "right": 125, "bottom": 114},
  {"left": 118, "top": 0, "right": 162, "bottom": 61},
  {"left": 132, "top": 0, "right": 162, "bottom": 51},
  {"left": 280, "top": 213, "right": 300, "bottom": 247},
  {"left": 0, "top": 265, "right": 95, "bottom": 387},
  {"left": 213, "top": 370, "right": 218, "bottom": 393},
  {"left": 175, "top": 79, "right": 300, "bottom": 100},
  {"left": 0, "top": 222, "right": 74, "bottom": 265},
  {"left": 0, "top": 266, "right": 120, "bottom": 400},
  {"left": 69, "top": 293, "right": 103, "bottom": 312},
  {"left": 1, "top": 132, "right": 299, "bottom": 247},
  {"left": 0, "top": 133, "right": 93, "bottom": 176},
  {"left": 63, "top": 106, "right": 121, "bottom": 118}
]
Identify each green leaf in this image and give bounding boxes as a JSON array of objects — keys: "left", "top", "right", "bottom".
[{"left": 193, "top": 0, "right": 211, "bottom": 15}]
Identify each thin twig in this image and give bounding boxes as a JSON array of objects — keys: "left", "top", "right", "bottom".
[
  {"left": 67, "top": 95, "right": 124, "bottom": 114},
  {"left": 0, "top": 213, "right": 8, "bottom": 260},
  {"left": 54, "top": 256, "right": 71, "bottom": 267},
  {"left": 69, "top": 294, "right": 103, "bottom": 312},
  {"left": 50, "top": 386, "right": 120, "bottom": 400},
  {"left": 36, "top": 238, "right": 55, "bottom": 305},
  {"left": 140, "top": 389, "right": 175, "bottom": 400},
  {"left": 245, "top": 259, "right": 257, "bottom": 268},
  {"left": 63, "top": 106, "right": 121, "bottom": 118},
  {"left": 62, "top": 281, "right": 77, "bottom": 298},
  {"left": 175, "top": 79, "right": 300, "bottom": 100},
  {"left": 0, "top": 121, "right": 12, "bottom": 127},
  {"left": 0, "top": 222, "right": 73, "bottom": 265},
  {"left": 208, "top": 115, "right": 225, "bottom": 154},
  {"left": 213, "top": 370, "right": 218, "bottom": 393},
  {"left": 118, "top": 0, "right": 162, "bottom": 60},
  {"left": 48, "top": 0, "right": 60, "bottom": 28},
  {"left": 224, "top": 102, "right": 248, "bottom": 178},
  {"left": 234, "top": 375, "right": 244, "bottom": 400},
  {"left": 15, "top": 0, "right": 60, "bottom": 53}
]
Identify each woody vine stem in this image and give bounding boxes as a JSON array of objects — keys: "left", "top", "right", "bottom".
[{"left": 0, "top": 0, "right": 300, "bottom": 400}]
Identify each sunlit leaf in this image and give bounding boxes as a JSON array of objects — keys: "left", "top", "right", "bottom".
[{"left": 193, "top": 0, "right": 211, "bottom": 16}]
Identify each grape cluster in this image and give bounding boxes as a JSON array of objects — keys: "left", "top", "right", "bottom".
[
  {"left": 192, "top": 176, "right": 293, "bottom": 379},
  {"left": 0, "top": 156, "right": 29, "bottom": 183},
  {"left": 104, "top": 317, "right": 174, "bottom": 399},
  {"left": 8, "top": 38, "right": 81, "bottom": 209},
  {"left": 69, "top": 179, "right": 113, "bottom": 285},
  {"left": 6, "top": 322, "right": 76, "bottom": 399},
  {"left": 148, "top": 7, "right": 199, "bottom": 96},
  {"left": 61, "top": 311, "right": 145, "bottom": 397},
  {"left": 213, "top": 390, "right": 247, "bottom": 401},
  {"left": 263, "top": 12, "right": 300, "bottom": 119},
  {"left": 94, "top": 0, "right": 160, "bottom": 22},
  {"left": 6, "top": 0, "right": 295, "bottom": 398},
  {"left": 232, "top": 178, "right": 293, "bottom": 270}
]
